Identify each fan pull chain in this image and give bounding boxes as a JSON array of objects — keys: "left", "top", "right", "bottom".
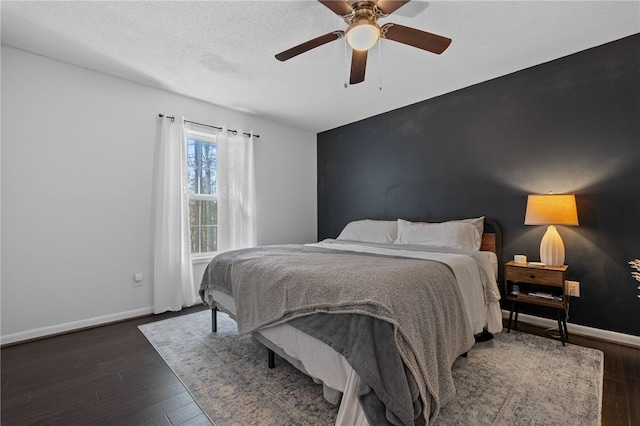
[
  {"left": 344, "top": 38, "right": 349, "bottom": 88},
  {"left": 378, "top": 40, "right": 383, "bottom": 91}
]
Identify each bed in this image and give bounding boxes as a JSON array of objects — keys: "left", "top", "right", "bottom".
[{"left": 199, "top": 217, "right": 503, "bottom": 426}]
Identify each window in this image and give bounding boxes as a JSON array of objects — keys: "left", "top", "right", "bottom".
[{"left": 186, "top": 130, "right": 218, "bottom": 255}]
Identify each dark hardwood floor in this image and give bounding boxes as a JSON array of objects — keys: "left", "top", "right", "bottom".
[
  {"left": 1, "top": 306, "right": 213, "bottom": 426},
  {"left": 2, "top": 307, "right": 638, "bottom": 425}
]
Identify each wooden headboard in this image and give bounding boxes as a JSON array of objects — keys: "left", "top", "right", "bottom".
[
  {"left": 479, "top": 218, "right": 502, "bottom": 254},
  {"left": 480, "top": 232, "right": 496, "bottom": 253},
  {"left": 480, "top": 218, "right": 504, "bottom": 285}
]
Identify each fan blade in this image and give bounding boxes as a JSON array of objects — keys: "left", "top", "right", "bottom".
[
  {"left": 318, "top": 0, "right": 353, "bottom": 16},
  {"left": 376, "top": 0, "right": 411, "bottom": 15},
  {"left": 380, "top": 23, "right": 451, "bottom": 54},
  {"left": 275, "top": 31, "right": 345, "bottom": 61},
  {"left": 350, "top": 49, "right": 368, "bottom": 85}
]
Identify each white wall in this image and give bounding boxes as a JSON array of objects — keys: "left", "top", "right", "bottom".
[{"left": 1, "top": 46, "right": 317, "bottom": 344}]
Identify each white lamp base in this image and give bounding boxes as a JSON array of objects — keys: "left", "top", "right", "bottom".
[{"left": 540, "top": 225, "right": 565, "bottom": 267}]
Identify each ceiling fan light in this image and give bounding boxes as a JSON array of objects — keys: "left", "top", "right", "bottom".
[{"left": 346, "top": 21, "right": 380, "bottom": 51}]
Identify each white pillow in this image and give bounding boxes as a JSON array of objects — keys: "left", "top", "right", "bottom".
[
  {"left": 395, "top": 219, "right": 481, "bottom": 250},
  {"left": 448, "top": 216, "right": 484, "bottom": 240},
  {"left": 337, "top": 219, "right": 397, "bottom": 244}
]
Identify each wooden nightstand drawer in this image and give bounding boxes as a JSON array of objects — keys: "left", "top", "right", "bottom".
[{"left": 505, "top": 266, "right": 564, "bottom": 287}]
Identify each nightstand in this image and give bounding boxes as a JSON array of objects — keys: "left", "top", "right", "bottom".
[{"left": 504, "top": 261, "right": 569, "bottom": 345}]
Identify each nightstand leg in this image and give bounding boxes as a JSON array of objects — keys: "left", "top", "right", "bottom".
[
  {"left": 556, "top": 309, "right": 566, "bottom": 346},
  {"left": 507, "top": 301, "right": 516, "bottom": 333},
  {"left": 562, "top": 312, "right": 569, "bottom": 342}
]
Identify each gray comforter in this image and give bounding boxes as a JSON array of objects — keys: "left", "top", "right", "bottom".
[{"left": 199, "top": 244, "right": 474, "bottom": 425}]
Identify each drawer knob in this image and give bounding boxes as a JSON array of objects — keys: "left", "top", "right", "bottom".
[{"left": 529, "top": 274, "right": 535, "bottom": 279}]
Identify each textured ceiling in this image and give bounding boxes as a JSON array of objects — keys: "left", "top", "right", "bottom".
[{"left": 2, "top": 1, "right": 639, "bottom": 133}]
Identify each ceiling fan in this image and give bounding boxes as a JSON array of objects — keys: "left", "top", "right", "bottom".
[{"left": 275, "top": 0, "right": 452, "bottom": 85}]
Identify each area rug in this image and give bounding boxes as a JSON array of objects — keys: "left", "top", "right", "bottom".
[{"left": 139, "top": 310, "right": 603, "bottom": 426}]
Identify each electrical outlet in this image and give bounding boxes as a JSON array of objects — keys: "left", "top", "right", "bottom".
[
  {"left": 566, "top": 280, "right": 580, "bottom": 297},
  {"left": 133, "top": 273, "right": 144, "bottom": 287}
]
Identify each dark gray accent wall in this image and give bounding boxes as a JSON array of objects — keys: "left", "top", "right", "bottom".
[{"left": 317, "top": 34, "right": 640, "bottom": 336}]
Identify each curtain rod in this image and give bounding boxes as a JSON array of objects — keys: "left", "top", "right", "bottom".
[{"left": 158, "top": 114, "right": 260, "bottom": 138}]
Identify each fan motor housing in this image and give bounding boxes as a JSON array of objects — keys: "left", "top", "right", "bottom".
[{"left": 344, "top": 1, "right": 383, "bottom": 25}]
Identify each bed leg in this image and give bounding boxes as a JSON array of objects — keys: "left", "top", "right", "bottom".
[
  {"left": 461, "top": 352, "right": 468, "bottom": 358},
  {"left": 268, "top": 348, "right": 275, "bottom": 369},
  {"left": 211, "top": 307, "right": 217, "bottom": 333}
]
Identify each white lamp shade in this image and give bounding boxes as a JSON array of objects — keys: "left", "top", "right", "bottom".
[{"left": 540, "top": 225, "right": 565, "bottom": 266}]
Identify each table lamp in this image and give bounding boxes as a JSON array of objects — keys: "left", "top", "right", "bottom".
[{"left": 524, "top": 194, "right": 579, "bottom": 267}]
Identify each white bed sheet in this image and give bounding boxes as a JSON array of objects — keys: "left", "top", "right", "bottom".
[{"left": 211, "top": 242, "right": 502, "bottom": 425}]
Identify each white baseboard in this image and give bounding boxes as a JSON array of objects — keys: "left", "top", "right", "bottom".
[
  {"left": 1, "top": 307, "right": 154, "bottom": 346},
  {"left": 502, "top": 309, "right": 640, "bottom": 348}
]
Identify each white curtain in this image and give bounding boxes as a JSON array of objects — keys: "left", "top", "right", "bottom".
[
  {"left": 217, "top": 129, "right": 257, "bottom": 251},
  {"left": 151, "top": 116, "right": 197, "bottom": 314}
]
